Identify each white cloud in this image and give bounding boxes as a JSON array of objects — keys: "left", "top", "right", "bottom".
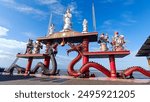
[
  {"left": 123, "top": 0, "right": 134, "bottom": 5},
  {"left": 0, "top": 38, "right": 26, "bottom": 67},
  {"left": 16, "top": 6, "right": 45, "bottom": 15},
  {"left": 99, "top": 11, "right": 136, "bottom": 34},
  {"left": 0, "top": 50, "right": 13, "bottom": 58},
  {"left": 68, "top": 1, "right": 82, "bottom": 19},
  {"left": 0, "top": 0, "right": 15, "bottom": 4},
  {"left": 120, "top": 12, "right": 137, "bottom": 26},
  {"left": 0, "top": 38, "right": 26, "bottom": 49},
  {"left": 37, "top": 0, "right": 65, "bottom": 15},
  {"left": 38, "top": 0, "right": 58, "bottom": 5},
  {"left": 100, "top": 0, "right": 114, "bottom": 3},
  {"left": 100, "top": 0, "right": 134, "bottom": 5},
  {"left": 0, "top": 26, "right": 9, "bottom": 37},
  {"left": 38, "top": 0, "right": 82, "bottom": 19},
  {"left": 23, "top": 32, "right": 37, "bottom": 39},
  {"left": 0, "top": 0, "right": 46, "bottom": 15},
  {"left": 99, "top": 19, "right": 122, "bottom": 34},
  {"left": 102, "top": 20, "right": 113, "bottom": 27}
]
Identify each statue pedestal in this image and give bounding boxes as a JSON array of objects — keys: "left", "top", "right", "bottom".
[{"left": 115, "top": 46, "right": 124, "bottom": 51}]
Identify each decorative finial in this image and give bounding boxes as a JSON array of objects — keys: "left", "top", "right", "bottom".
[
  {"left": 63, "top": 8, "right": 72, "bottom": 31},
  {"left": 82, "top": 19, "right": 88, "bottom": 33}
]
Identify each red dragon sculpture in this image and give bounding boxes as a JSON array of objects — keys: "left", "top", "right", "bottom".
[
  {"left": 67, "top": 43, "right": 150, "bottom": 79},
  {"left": 119, "top": 66, "right": 150, "bottom": 79},
  {"left": 67, "top": 43, "right": 111, "bottom": 78}
]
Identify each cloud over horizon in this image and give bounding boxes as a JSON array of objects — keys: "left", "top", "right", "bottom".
[{"left": 0, "top": 26, "right": 9, "bottom": 37}]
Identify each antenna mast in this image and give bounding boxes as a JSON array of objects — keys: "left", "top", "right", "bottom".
[{"left": 92, "top": 0, "right": 97, "bottom": 31}]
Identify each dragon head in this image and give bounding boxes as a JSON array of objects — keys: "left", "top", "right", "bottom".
[{"left": 67, "top": 43, "right": 83, "bottom": 56}]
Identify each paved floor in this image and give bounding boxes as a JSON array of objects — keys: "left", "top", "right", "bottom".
[{"left": 0, "top": 75, "right": 150, "bottom": 85}]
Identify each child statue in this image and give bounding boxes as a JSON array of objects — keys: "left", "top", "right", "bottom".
[
  {"left": 45, "top": 42, "right": 51, "bottom": 54},
  {"left": 111, "top": 32, "right": 126, "bottom": 51},
  {"left": 25, "top": 39, "right": 34, "bottom": 54},
  {"left": 98, "top": 33, "right": 109, "bottom": 51},
  {"left": 33, "top": 41, "right": 43, "bottom": 54},
  {"left": 116, "top": 35, "right": 126, "bottom": 51}
]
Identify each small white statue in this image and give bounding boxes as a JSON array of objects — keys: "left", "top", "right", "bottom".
[
  {"left": 25, "top": 39, "right": 33, "bottom": 54},
  {"left": 63, "top": 8, "right": 72, "bottom": 31},
  {"left": 82, "top": 19, "right": 88, "bottom": 33},
  {"left": 33, "top": 41, "right": 43, "bottom": 54},
  {"left": 98, "top": 33, "right": 109, "bottom": 51},
  {"left": 113, "top": 31, "right": 119, "bottom": 42},
  {"left": 47, "top": 24, "right": 54, "bottom": 36},
  {"left": 104, "top": 33, "right": 109, "bottom": 42},
  {"left": 116, "top": 35, "right": 125, "bottom": 50},
  {"left": 111, "top": 32, "right": 126, "bottom": 51}
]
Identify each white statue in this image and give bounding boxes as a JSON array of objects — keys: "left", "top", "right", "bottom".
[
  {"left": 63, "top": 8, "right": 72, "bottom": 31},
  {"left": 104, "top": 33, "right": 109, "bottom": 42},
  {"left": 47, "top": 24, "right": 54, "bottom": 36},
  {"left": 113, "top": 31, "right": 119, "bottom": 42},
  {"left": 116, "top": 35, "right": 125, "bottom": 48},
  {"left": 82, "top": 19, "right": 88, "bottom": 33},
  {"left": 98, "top": 33, "right": 109, "bottom": 51},
  {"left": 33, "top": 41, "right": 43, "bottom": 54},
  {"left": 111, "top": 32, "right": 126, "bottom": 51}
]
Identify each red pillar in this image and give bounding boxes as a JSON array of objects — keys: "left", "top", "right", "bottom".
[
  {"left": 82, "top": 37, "right": 89, "bottom": 77},
  {"left": 25, "top": 58, "right": 33, "bottom": 75},
  {"left": 109, "top": 55, "right": 117, "bottom": 78},
  {"left": 44, "top": 56, "right": 50, "bottom": 68},
  {"left": 82, "top": 37, "right": 89, "bottom": 64}
]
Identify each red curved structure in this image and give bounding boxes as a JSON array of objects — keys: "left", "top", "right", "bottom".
[
  {"left": 121, "top": 66, "right": 150, "bottom": 78},
  {"left": 67, "top": 50, "right": 81, "bottom": 77},
  {"left": 67, "top": 43, "right": 111, "bottom": 78},
  {"left": 80, "top": 62, "right": 111, "bottom": 77}
]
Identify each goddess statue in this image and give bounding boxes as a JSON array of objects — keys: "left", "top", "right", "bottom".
[{"left": 63, "top": 8, "right": 72, "bottom": 31}]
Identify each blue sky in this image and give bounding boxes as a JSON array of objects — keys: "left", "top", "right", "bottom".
[{"left": 0, "top": 0, "right": 150, "bottom": 70}]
